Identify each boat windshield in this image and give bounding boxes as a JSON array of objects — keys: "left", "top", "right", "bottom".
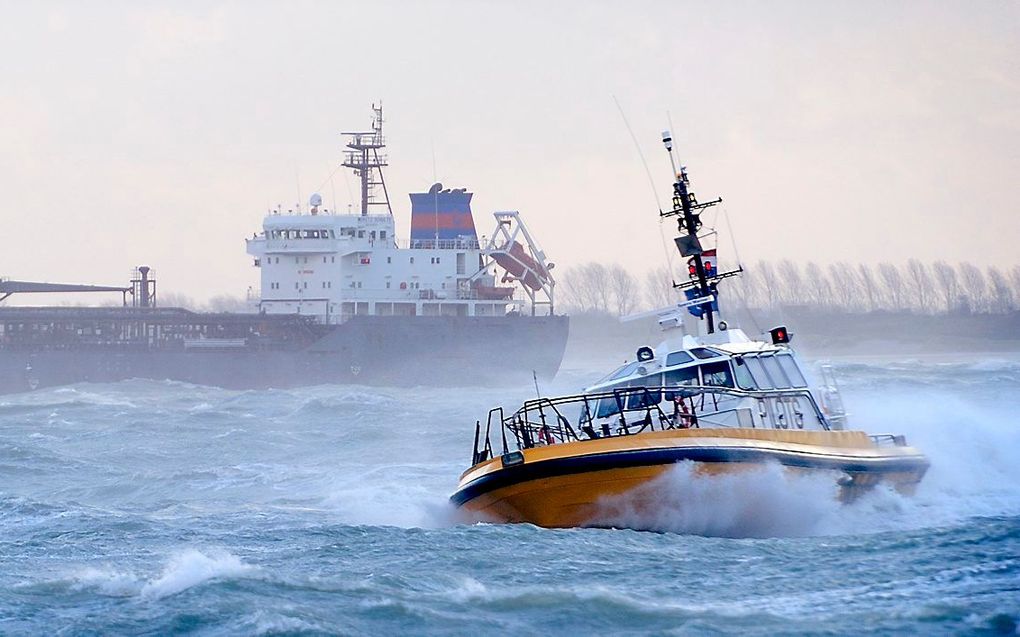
[
  {"left": 665, "top": 351, "right": 694, "bottom": 366},
  {"left": 733, "top": 357, "right": 756, "bottom": 390},
  {"left": 626, "top": 374, "right": 662, "bottom": 409},
  {"left": 777, "top": 353, "right": 808, "bottom": 387},
  {"left": 761, "top": 355, "right": 792, "bottom": 389},
  {"left": 701, "top": 361, "right": 734, "bottom": 387},
  {"left": 608, "top": 361, "right": 640, "bottom": 381},
  {"left": 743, "top": 356, "right": 774, "bottom": 389}
]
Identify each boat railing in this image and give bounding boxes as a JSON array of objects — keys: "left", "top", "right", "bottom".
[
  {"left": 868, "top": 433, "right": 909, "bottom": 447},
  {"left": 473, "top": 385, "right": 833, "bottom": 464}
]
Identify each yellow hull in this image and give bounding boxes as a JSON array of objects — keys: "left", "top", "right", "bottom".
[{"left": 451, "top": 428, "right": 928, "bottom": 529}]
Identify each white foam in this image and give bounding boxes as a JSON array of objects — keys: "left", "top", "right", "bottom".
[
  {"left": 140, "top": 549, "right": 255, "bottom": 600},
  {"left": 70, "top": 566, "right": 141, "bottom": 597},
  {"left": 595, "top": 460, "right": 840, "bottom": 538}
]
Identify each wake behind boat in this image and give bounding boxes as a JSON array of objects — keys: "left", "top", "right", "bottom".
[{"left": 451, "top": 130, "right": 929, "bottom": 530}]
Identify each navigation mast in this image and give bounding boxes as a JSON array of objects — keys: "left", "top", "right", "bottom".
[
  {"left": 342, "top": 103, "right": 393, "bottom": 216},
  {"left": 660, "top": 131, "right": 739, "bottom": 335}
]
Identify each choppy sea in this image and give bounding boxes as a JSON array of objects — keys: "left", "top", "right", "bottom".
[{"left": 1, "top": 357, "right": 1018, "bottom": 635}]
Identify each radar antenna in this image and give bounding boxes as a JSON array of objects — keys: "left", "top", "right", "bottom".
[{"left": 341, "top": 103, "right": 393, "bottom": 216}]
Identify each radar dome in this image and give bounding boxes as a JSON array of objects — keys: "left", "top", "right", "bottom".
[{"left": 309, "top": 193, "right": 323, "bottom": 207}]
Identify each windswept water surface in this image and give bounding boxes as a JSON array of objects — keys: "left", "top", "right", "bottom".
[{"left": 1, "top": 360, "right": 1018, "bottom": 635}]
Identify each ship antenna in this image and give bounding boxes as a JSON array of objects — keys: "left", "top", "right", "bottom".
[
  {"left": 660, "top": 130, "right": 725, "bottom": 334},
  {"left": 613, "top": 96, "right": 674, "bottom": 273},
  {"left": 532, "top": 370, "right": 542, "bottom": 398}
]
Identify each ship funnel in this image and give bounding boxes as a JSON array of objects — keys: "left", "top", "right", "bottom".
[{"left": 409, "top": 185, "right": 477, "bottom": 248}]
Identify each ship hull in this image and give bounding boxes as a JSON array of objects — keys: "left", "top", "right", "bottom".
[
  {"left": 0, "top": 314, "right": 568, "bottom": 394},
  {"left": 451, "top": 429, "right": 928, "bottom": 529}
]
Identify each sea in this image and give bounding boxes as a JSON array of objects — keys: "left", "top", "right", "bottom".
[{"left": 1, "top": 357, "right": 1018, "bottom": 636}]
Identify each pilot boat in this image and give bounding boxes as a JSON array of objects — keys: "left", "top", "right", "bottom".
[{"left": 451, "top": 130, "right": 929, "bottom": 529}]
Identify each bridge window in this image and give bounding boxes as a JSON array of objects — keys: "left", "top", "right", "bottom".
[
  {"left": 777, "top": 353, "right": 807, "bottom": 387},
  {"left": 627, "top": 374, "right": 662, "bottom": 409},
  {"left": 701, "top": 361, "right": 734, "bottom": 388},
  {"left": 761, "top": 356, "right": 792, "bottom": 389},
  {"left": 608, "top": 361, "right": 640, "bottom": 381},
  {"left": 664, "top": 366, "right": 698, "bottom": 387},
  {"left": 743, "top": 356, "right": 775, "bottom": 389},
  {"left": 690, "top": 347, "right": 720, "bottom": 360},
  {"left": 733, "top": 358, "right": 756, "bottom": 390},
  {"left": 666, "top": 351, "right": 694, "bottom": 367}
]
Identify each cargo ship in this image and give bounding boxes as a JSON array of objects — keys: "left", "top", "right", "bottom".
[{"left": 0, "top": 105, "right": 568, "bottom": 394}]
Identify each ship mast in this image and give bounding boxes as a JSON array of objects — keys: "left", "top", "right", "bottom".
[
  {"left": 342, "top": 103, "right": 393, "bottom": 216},
  {"left": 660, "top": 131, "right": 730, "bottom": 334}
]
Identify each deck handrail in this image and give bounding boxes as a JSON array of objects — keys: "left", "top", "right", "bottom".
[{"left": 471, "top": 384, "right": 833, "bottom": 463}]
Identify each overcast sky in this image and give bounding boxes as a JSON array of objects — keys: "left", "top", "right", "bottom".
[{"left": 1, "top": 1, "right": 1017, "bottom": 302}]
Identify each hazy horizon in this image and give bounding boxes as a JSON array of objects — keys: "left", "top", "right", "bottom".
[{"left": 2, "top": 1, "right": 1017, "bottom": 303}]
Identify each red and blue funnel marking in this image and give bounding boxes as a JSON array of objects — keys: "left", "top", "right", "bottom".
[{"left": 409, "top": 184, "right": 477, "bottom": 246}]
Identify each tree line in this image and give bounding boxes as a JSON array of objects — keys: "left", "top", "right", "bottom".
[{"left": 558, "top": 260, "right": 1020, "bottom": 316}]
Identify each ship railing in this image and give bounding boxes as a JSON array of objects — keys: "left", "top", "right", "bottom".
[
  {"left": 400, "top": 239, "right": 481, "bottom": 250},
  {"left": 471, "top": 385, "right": 832, "bottom": 464}
]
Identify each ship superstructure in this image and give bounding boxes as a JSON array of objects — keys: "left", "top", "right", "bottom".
[{"left": 246, "top": 105, "right": 556, "bottom": 323}]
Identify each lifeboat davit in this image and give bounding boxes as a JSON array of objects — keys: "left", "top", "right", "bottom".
[{"left": 491, "top": 241, "right": 548, "bottom": 291}]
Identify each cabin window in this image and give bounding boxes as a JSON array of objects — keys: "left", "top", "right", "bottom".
[
  {"left": 761, "top": 356, "right": 792, "bottom": 389},
  {"left": 733, "top": 357, "right": 756, "bottom": 390},
  {"left": 690, "top": 347, "right": 720, "bottom": 360},
  {"left": 663, "top": 366, "right": 698, "bottom": 401},
  {"left": 743, "top": 356, "right": 775, "bottom": 389},
  {"left": 777, "top": 353, "right": 807, "bottom": 387},
  {"left": 410, "top": 257, "right": 415, "bottom": 264},
  {"left": 626, "top": 374, "right": 662, "bottom": 409},
  {"left": 608, "top": 361, "right": 640, "bottom": 381},
  {"left": 701, "top": 361, "right": 734, "bottom": 388},
  {"left": 664, "top": 366, "right": 699, "bottom": 387},
  {"left": 387, "top": 257, "right": 392, "bottom": 264},
  {"left": 595, "top": 396, "right": 623, "bottom": 419},
  {"left": 380, "top": 231, "right": 387, "bottom": 240},
  {"left": 331, "top": 256, "right": 335, "bottom": 263},
  {"left": 358, "top": 230, "right": 365, "bottom": 238},
  {"left": 323, "top": 257, "right": 327, "bottom": 263},
  {"left": 386, "top": 282, "right": 391, "bottom": 289},
  {"left": 665, "top": 351, "right": 694, "bottom": 367}
]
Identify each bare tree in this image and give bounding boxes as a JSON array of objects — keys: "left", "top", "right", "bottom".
[
  {"left": 828, "top": 262, "right": 860, "bottom": 311},
  {"left": 905, "top": 259, "right": 934, "bottom": 313},
  {"left": 931, "top": 260, "right": 960, "bottom": 313},
  {"left": 804, "top": 262, "right": 832, "bottom": 308},
  {"left": 159, "top": 292, "right": 196, "bottom": 309},
  {"left": 958, "top": 262, "right": 987, "bottom": 314},
  {"left": 986, "top": 266, "right": 1013, "bottom": 314},
  {"left": 607, "top": 264, "right": 638, "bottom": 316},
  {"left": 878, "top": 262, "right": 905, "bottom": 310},
  {"left": 207, "top": 294, "right": 252, "bottom": 313},
  {"left": 857, "top": 264, "right": 880, "bottom": 311},
  {"left": 644, "top": 265, "right": 678, "bottom": 310},
  {"left": 776, "top": 260, "right": 804, "bottom": 307},
  {"left": 756, "top": 261, "right": 780, "bottom": 309}
]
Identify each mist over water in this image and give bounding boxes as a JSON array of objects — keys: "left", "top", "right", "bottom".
[{"left": 1, "top": 358, "right": 1018, "bottom": 634}]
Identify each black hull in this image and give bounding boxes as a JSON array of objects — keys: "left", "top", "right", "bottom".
[{"left": 0, "top": 315, "right": 568, "bottom": 394}]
